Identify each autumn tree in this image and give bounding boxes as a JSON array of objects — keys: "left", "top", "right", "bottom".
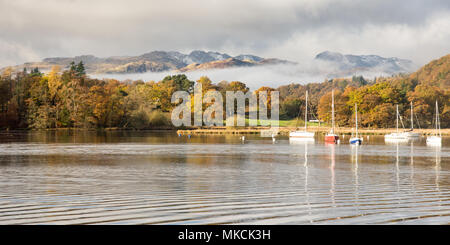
[
  {"left": 161, "top": 74, "right": 194, "bottom": 93},
  {"left": 255, "top": 86, "right": 276, "bottom": 118}
]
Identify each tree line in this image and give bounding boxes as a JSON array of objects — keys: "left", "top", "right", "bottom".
[
  {"left": 279, "top": 75, "right": 449, "bottom": 128},
  {"left": 0, "top": 61, "right": 448, "bottom": 130}
]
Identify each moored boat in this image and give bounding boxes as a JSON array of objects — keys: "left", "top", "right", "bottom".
[
  {"left": 289, "top": 91, "right": 315, "bottom": 140},
  {"left": 427, "top": 101, "right": 442, "bottom": 146},
  {"left": 349, "top": 103, "right": 362, "bottom": 145},
  {"left": 385, "top": 104, "right": 409, "bottom": 141},
  {"left": 325, "top": 133, "right": 339, "bottom": 143},
  {"left": 325, "top": 89, "right": 339, "bottom": 144},
  {"left": 403, "top": 101, "right": 420, "bottom": 138},
  {"left": 349, "top": 137, "right": 362, "bottom": 145}
]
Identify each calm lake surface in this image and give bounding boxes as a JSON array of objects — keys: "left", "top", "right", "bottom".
[{"left": 0, "top": 131, "right": 449, "bottom": 225}]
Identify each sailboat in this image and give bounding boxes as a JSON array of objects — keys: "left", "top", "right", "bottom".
[
  {"left": 385, "top": 104, "right": 409, "bottom": 141},
  {"left": 289, "top": 91, "right": 315, "bottom": 140},
  {"left": 427, "top": 101, "right": 442, "bottom": 146},
  {"left": 404, "top": 101, "right": 420, "bottom": 138},
  {"left": 325, "top": 89, "right": 339, "bottom": 143},
  {"left": 349, "top": 103, "right": 362, "bottom": 145}
]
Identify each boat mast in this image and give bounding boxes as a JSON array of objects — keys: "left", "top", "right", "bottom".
[
  {"left": 410, "top": 101, "right": 414, "bottom": 130},
  {"left": 355, "top": 103, "right": 358, "bottom": 138},
  {"left": 331, "top": 89, "right": 335, "bottom": 134},
  {"left": 396, "top": 104, "right": 399, "bottom": 133},
  {"left": 436, "top": 100, "right": 441, "bottom": 137},
  {"left": 305, "top": 91, "right": 308, "bottom": 131}
]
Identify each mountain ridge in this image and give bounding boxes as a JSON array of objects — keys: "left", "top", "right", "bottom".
[
  {"left": 3, "top": 50, "right": 415, "bottom": 76},
  {"left": 7, "top": 50, "right": 293, "bottom": 74},
  {"left": 315, "top": 51, "right": 415, "bottom": 75}
]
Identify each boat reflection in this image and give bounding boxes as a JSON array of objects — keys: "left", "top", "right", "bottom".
[
  {"left": 303, "top": 141, "right": 313, "bottom": 223},
  {"left": 329, "top": 144, "right": 336, "bottom": 207},
  {"left": 410, "top": 141, "right": 416, "bottom": 195},
  {"left": 395, "top": 142, "right": 400, "bottom": 195},
  {"left": 434, "top": 146, "right": 442, "bottom": 206},
  {"left": 351, "top": 144, "right": 360, "bottom": 211}
]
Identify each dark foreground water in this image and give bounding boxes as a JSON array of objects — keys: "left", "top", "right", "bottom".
[{"left": 0, "top": 131, "right": 449, "bottom": 224}]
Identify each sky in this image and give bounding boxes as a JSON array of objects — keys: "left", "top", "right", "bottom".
[{"left": 1, "top": 0, "right": 450, "bottom": 68}]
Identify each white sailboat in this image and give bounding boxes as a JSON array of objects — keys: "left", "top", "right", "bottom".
[
  {"left": 290, "top": 91, "right": 315, "bottom": 140},
  {"left": 349, "top": 103, "right": 362, "bottom": 145},
  {"left": 325, "top": 89, "right": 339, "bottom": 143},
  {"left": 427, "top": 101, "right": 442, "bottom": 146},
  {"left": 404, "top": 101, "right": 420, "bottom": 138},
  {"left": 385, "top": 104, "right": 409, "bottom": 142}
]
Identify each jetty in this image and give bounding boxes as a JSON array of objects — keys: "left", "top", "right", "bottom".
[{"left": 177, "top": 126, "right": 450, "bottom": 136}]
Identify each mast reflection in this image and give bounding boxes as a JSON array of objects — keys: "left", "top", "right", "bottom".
[
  {"left": 329, "top": 144, "right": 336, "bottom": 207},
  {"left": 410, "top": 141, "right": 415, "bottom": 194},
  {"left": 434, "top": 145, "right": 442, "bottom": 205},
  {"left": 304, "top": 142, "right": 313, "bottom": 223},
  {"left": 351, "top": 145, "right": 360, "bottom": 211},
  {"left": 395, "top": 142, "right": 400, "bottom": 196}
]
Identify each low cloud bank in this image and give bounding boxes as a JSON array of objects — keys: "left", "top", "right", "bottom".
[{"left": 91, "top": 62, "right": 399, "bottom": 90}]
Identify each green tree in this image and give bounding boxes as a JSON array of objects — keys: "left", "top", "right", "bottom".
[{"left": 162, "top": 74, "right": 194, "bottom": 93}]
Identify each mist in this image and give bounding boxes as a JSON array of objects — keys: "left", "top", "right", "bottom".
[{"left": 90, "top": 62, "right": 399, "bottom": 90}]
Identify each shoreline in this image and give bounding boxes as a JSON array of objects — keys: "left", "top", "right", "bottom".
[
  {"left": 0, "top": 127, "right": 177, "bottom": 132},
  {"left": 177, "top": 126, "right": 450, "bottom": 136},
  {"left": 1, "top": 126, "right": 448, "bottom": 136}
]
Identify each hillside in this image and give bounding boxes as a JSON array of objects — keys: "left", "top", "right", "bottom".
[
  {"left": 409, "top": 54, "right": 450, "bottom": 90},
  {"left": 175, "top": 57, "right": 295, "bottom": 72}
]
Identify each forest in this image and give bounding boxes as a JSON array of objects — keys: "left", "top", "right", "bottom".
[{"left": 0, "top": 54, "right": 449, "bottom": 130}]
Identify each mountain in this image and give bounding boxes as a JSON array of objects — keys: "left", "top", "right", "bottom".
[
  {"left": 315, "top": 51, "right": 415, "bottom": 76},
  {"left": 4, "top": 50, "right": 417, "bottom": 77},
  {"left": 6, "top": 50, "right": 292, "bottom": 74},
  {"left": 177, "top": 58, "right": 256, "bottom": 72}
]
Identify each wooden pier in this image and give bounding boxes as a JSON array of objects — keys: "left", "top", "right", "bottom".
[{"left": 177, "top": 127, "right": 450, "bottom": 136}]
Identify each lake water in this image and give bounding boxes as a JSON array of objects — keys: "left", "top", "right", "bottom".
[{"left": 0, "top": 131, "right": 449, "bottom": 225}]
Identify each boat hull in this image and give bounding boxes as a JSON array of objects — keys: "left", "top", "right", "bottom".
[
  {"left": 426, "top": 136, "right": 442, "bottom": 146},
  {"left": 384, "top": 133, "right": 409, "bottom": 140},
  {"left": 349, "top": 137, "right": 362, "bottom": 145},
  {"left": 325, "top": 134, "right": 339, "bottom": 143},
  {"left": 289, "top": 137, "right": 315, "bottom": 144},
  {"left": 289, "top": 131, "right": 315, "bottom": 139},
  {"left": 404, "top": 132, "right": 420, "bottom": 138}
]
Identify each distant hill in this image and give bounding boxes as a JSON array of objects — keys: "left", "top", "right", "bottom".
[
  {"left": 315, "top": 51, "right": 415, "bottom": 77},
  {"left": 176, "top": 57, "right": 294, "bottom": 72},
  {"left": 176, "top": 58, "right": 256, "bottom": 72},
  {"left": 4, "top": 50, "right": 294, "bottom": 74},
  {"left": 409, "top": 54, "right": 450, "bottom": 90}
]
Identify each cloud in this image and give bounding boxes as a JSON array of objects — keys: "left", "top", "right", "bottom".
[
  {"left": 264, "top": 11, "right": 450, "bottom": 65},
  {"left": 0, "top": 39, "right": 40, "bottom": 67},
  {"left": 91, "top": 60, "right": 397, "bottom": 90},
  {"left": 92, "top": 65, "right": 319, "bottom": 90},
  {"left": 0, "top": 0, "right": 449, "bottom": 67}
]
